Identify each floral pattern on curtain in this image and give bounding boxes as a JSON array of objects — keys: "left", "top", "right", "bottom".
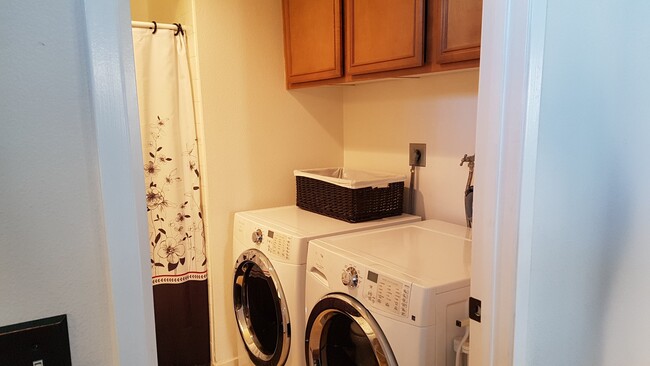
[{"left": 142, "top": 115, "right": 207, "bottom": 285}]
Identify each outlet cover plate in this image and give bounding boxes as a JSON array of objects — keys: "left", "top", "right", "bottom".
[{"left": 409, "top": 143, "right": 426, "bottom": 167}]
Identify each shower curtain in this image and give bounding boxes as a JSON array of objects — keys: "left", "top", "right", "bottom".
[{"left": 132, "top": 26, "right": 210, "bottom": 366}]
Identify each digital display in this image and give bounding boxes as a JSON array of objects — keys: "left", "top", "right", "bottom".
[
  {"left": 367, "top": 271, "right": 378, "bottom": 283},
  {"left": 267, "top": 230, "right": 274, "bottom": 238}
]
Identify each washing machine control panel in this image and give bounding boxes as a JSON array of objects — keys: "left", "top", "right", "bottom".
[
  {"left": 363, "top": 270, "right": 411, "bottom": 318},
  {"left": 264, "top": 229, "right": 291, "bottom": 260}
]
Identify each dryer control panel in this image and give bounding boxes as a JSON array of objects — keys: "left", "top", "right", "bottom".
[
  {"left": 363, "top": 270, "right": 411, "bottom": 318},
  {"left": 234, "top": 212, "right": 313, "bottom": 265},
  {"left": 265, "top": 230, "right": 291, "bottom": 260}
]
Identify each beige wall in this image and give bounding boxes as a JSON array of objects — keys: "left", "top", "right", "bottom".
[
  {"left": 130, "top": 0, "right": 188, "bottom": 24},
  {"left": 129, "top": 0, "right": 149, "bottom": 21},
  {"left": 194, "top": 1, "right": 344, "bottom": 364},
  {"left": 344, "top": 70, "right": 479, "bottom": 225}
]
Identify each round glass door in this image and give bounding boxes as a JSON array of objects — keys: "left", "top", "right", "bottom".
[
  {"left": 305, "top": 293, "right": 397, "bottom": 366},
  {"left": 233, "top": 249, "right": 290, "bottom": 365}
]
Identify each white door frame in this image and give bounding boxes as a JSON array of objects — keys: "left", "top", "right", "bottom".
[
  {"left": 470, "top": 0, "right": 547, "bottom": 365},
  {"left": 83, "top": 0, "right": 158, "bottom": 364},
  {"left": 82, "top": 0, "right": 546, "bottom": 364}
]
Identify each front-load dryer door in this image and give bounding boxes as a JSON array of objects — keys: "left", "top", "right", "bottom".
[
  {"left": 233, "top": 249, "right": 290, "bottom": 366},
  {"left": 305, "top": 293, "right": 398, "bottom": 366}
]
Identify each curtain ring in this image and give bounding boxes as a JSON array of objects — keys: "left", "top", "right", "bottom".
[
  {"left": 151, "top": 21, "right": 157, "bottom": 34},
  {"left": 174, "top": 23, "right": 184, "bottom": 36}
]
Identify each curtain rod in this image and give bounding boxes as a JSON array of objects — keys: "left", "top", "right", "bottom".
[{"left": 131, "top": 21, "right": 186, "bottom": 35}]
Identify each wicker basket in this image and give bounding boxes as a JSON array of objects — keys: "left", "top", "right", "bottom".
[{"left": 294, "top": 168, "right": 405, "bottom": 223}]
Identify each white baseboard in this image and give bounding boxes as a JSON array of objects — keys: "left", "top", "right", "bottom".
[{"left": 214, "top": 357, "right": 238, "bottom": 366}]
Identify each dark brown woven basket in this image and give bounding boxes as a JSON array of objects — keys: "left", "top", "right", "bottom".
[{"left": 296, "top": 176, "right": 404, "bottom": 223}]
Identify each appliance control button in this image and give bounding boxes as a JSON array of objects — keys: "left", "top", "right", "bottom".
[
  {"left": 341, "top": 267, "right": 359, "bottom": 288},
  {"left": 251, "top": 229, "right": 263, "bottom": 245}
]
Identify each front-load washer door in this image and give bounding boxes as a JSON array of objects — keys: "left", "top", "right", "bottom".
[
  {"left": 233, "top": 249, "right": 290, "bottom": 366},
  {"left": 305, "top": 293, "right": 398, "bottom": 366}
]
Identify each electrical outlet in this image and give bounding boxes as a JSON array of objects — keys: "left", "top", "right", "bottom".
[{"left": 409, "top": 143, "right": 426, "bottom": 167}]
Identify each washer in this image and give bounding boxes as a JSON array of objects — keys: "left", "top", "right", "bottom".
[
  {"left": 304, "top": 219, "right": 471, "bottom": 366},
  {"left": 232, "top": 206, "right": 420, "bottom": 366}
]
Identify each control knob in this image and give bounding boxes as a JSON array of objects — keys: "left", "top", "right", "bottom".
[
  {"left": 341, "top": 267, "right": 359, "bottom": 288},
  {"left": 251, "top": 229, "right": 263, "bottom": 245}
]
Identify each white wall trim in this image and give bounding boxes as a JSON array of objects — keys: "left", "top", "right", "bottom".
[
  {"left": 215, "top": 357, "right": 238, "bottom": 366},
  {"left": 471, "top": 0, "right": 546, "bottom": 364},
  {"left": 83, "top": 0, "right": 158, "bottom": 364},
  {"left": 511, "top": 0, "right": 547, "bottom": 364}
]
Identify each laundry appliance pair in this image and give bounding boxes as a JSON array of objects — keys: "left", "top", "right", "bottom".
[
  {"left": 231, "top": 206, "right": 471, "bottom": 366},
  {"left": 231, "top": 206, "right": 420, "bottom": 366}
]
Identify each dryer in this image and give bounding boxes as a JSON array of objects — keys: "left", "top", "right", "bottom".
[
  {"left": 304, "top": 219, "right": 471, "bottom": 366},
  {"left": 232, "top": 206, "right": 420, "bottom": 366}
]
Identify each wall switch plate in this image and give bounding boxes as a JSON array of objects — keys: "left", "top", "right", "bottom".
[{"left": 409, "top": 143, "right": 426, "bottom": 167}]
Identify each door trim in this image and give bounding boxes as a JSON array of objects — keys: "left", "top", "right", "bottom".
[
  {"left": 82, "top": 0, "right": 158, "bottom": 364},
  {"left": 471, "top": 0, "right": 547, "bottom": 364}
]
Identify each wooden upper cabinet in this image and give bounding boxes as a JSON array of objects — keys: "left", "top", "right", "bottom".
[
  {"left": 346, "top": 0, "right": 425, "bottom": 75},
  {"left": 281, "top": 0, "right": 482, "bottom": 88},
  {"left": 282, "top": 0, "right": 343, "bottom": 85},
  {"left": 436, "top": 0, "right": 483, "bottom": 63}
]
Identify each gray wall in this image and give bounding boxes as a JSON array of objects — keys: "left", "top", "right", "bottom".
[
  {"left": 0, "top": 1, "right": 117, "bottom": 364},
  {"left": 527, "top": 1, "right": 650, "bottom": 365}
]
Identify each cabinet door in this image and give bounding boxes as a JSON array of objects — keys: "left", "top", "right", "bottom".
[
  {"left": 346, "top": 0, "right": 425, "bottom": 75},
  {"left": 436, "top": 0, "right": 483, "bottom": 63},
  {"left": 282, "top": 0, "right": 343, "bottom": 84}
]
